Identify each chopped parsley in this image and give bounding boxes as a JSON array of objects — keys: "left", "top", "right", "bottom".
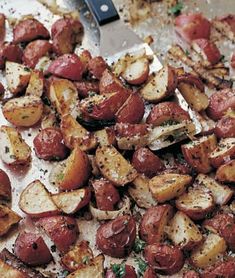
[
  {"left": 135, "top": 258, "right": 147, "bottom": 276},
  {"left": 161, "top": 120, "right": 179, "bottom": 126},
  {"left": 57, "top": 172, "right": 64, "bottom": 181},
  {"left": 133, "top": 238, "right": 146, "bottom": 253},
  {"left": 185, "top": 49, "right": 190, "bottom": 56},
  {"left": 169, "top": 2, "right": 183, "bottom": 16},
  {"left": 58, "top": 270, "right": 70, "bottom": 278},
  {"left": 111, "top": 263, "right": 126, "bottom": 278},
  {"left": 82, "top": 256, "right": 90, "bottom": 265}
]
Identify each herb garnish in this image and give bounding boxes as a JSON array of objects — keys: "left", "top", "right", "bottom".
[
  {"left": 169, "top": 2, "right": 183, "bottom": 16},
  {"left": 111, "top": 263, "right": 126, "bottom": 278},
  {"left": 135, "top": 258, "right": 147, "bottom": 276},
  {"left": 133, "top": 238, "right": 146, "bottom": 253}
]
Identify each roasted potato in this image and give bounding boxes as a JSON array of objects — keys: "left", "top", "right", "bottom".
[
  {"left": 25, "top": 70, "right": 44, "bottom": 97},
  {"left": 48, "top": 54, "right": 85, "bottom": 81},
  {"left": 52, "top": 188, "right": 91, "bottom": 214},
  {"left": 0, "top": 169, "right": 11, "bottom": 201},
  {"left": 176, "top": 187, "right": 214, "bottom": 220},
  {"left": 149, "top": 173, "right": 192, "bottom": 203},
  {"left": 36, "top": 215, "right": 78, "bottom": 253},
  {"left": 128, "top": 175, "right": 157, "bottom": 209},
  {"left": 195, "top": 174, "right": 233, "bottom": 205},
  {"left": 13, "top": 18, "right": 50, "bottom": 43},
  {"left": 67, "top": 254, "right": 104, "bottom": 278},
  {"left": 106, "top": 264, "right": 137, "bottom": 278},
  {"left": 5, "top": 61, "right": 31, "bottom": 95},
  {"left": 0, "top": 13, "right": 5, "bottom": 43},
  {"left": 60, "top": 114, "right": 97, "bottom": 151},
  {"left": 215, "top": 159, "right": 235, "bottom": 183},
  {"left": 166, "top": 211, "right": 203, "bottom": 250},
  {"left": 0, "top": 125, "right": 31, "bottom": 165},
  {"left": 181, "top": 134, "right": 217, "bottom": 173},
  {"left": 22, "top": 40, "right": 52, "bottom": 69},
  {"left": 51, "top": 18, "right": 83, "bottom": 55},
  {"left": 191, "top": 233, "right": 227, "bottom": 269},
  {"left": 207, "top": 88, "right": 235, "bottom": 120},
  {"left": 0, "top": 205, "right": 21, "bottom": 236},
  {"left": 95, "top": 145, "right": 137, "bottom": 186},
  {"left": 19, "top": 180, "right": 59, "bottom": 218},
  {"left": 87, "top": 56, "right": 107, "bottom": 80},
  {"left": 115, "top": 93, "right": 145, "bottom": 124},
  {"left": 146, "top": 101, "right": 190, "bottom": 126},
  {"left": 209, "top": 137, "right": 235, "bottom": 168},
  {"left": 144, "top": 243, "right": 184, "bottom": 275},
  {"left": 215, "top": 115, "right": 235, "bottom": 138},
  {"left": 131, "top": 147, "right": 165, "bottom": 178},
  {"left": 0, "top": 42, "right": 23, "bottom": 69},
  {"left": 14, "top": 231, "right": 52, "bottom": 266},
  {"left": 61, "top": 241, "right": 94, "bottom": 272},
  {"left": 3, "top": 96, "right": 43, "bottom": 127},
  {"left": 49, "top": 146, "right": 90, "bottom": 191},
  {"left": 74, "top": 80, "right": 99, "bottom": 98},
  {"left": 94, "top": 128, "right": 116, "bottom": 147},
  {"left": 201, "top": 259, "right": 235, "bottom": 278},
  {"left": 140, "top": 65, "right": 177, "bottom": 103},
  {"left": 33, "top": 127, "right": 68, "bottom": 160},
  {"left": 140, "top": 205, "right": 173, "bottom": 244}
]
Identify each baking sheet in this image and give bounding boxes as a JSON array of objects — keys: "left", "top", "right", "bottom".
[{"left": 0, "top": 0, "right": 234, "bottom": 277}]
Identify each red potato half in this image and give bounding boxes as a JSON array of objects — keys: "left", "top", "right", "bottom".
[
  {"left": 0, "top": 169, "right": 11, "bottom": 201},
  {"left": 13, "top": 18, "right": 50, "bottom": 43},
  {"left": 207, "top": 88, "right": 235, "bottom": 121},
  {"left": 87, "top": 56, "right": 108, "bottom": 79},
  {"left": 139, "top": 205, "right": 173, "bottom": 244},
  {"left": 215, "top": 115, "right": 235, "bottom": 138},
  {"left": 22, "top": 40, "right": 52, "bottom": 69},
  {"left": 48, "top": 54, "right": 85, "bottom": 81},
  {"left": 19, "top": 180, "right": 59, "bottom": 218},
  {"left": 215, "top": 159, "right": 235, "bottom": 183},
  {"left": 174, "top": 13, "right": 211, "bottom": 43},
  {"left": 14, "top": 232, "right": 52, "bottom": 266},
  {"left": 0, "top": 42, "right": 23, "bottom": 69},
  {"left": 36, "top": 215, "right": 78, "bottom": 253}
]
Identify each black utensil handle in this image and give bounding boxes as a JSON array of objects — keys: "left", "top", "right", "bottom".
[{"left": 85, "top": 0, "right": 120, "bottom": 26}]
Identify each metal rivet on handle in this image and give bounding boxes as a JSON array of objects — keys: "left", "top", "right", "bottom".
[{"left": 100, "top": 4, "right": 109, "bottom": 12}]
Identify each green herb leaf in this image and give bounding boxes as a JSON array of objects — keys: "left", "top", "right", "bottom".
[
  {"left": 169, "top": 2, "right": 183, "bottom": 16},
  {"left": 135, "top": 258, "right": 147, "bottom": 276},
  {"left": 133, "top": 238, "right": 146, "bottom": 253},
  {"left": 111, "top": 263, "right": 126, "bottom": 278},
  {"left": 57, "top": 172, "right": 64, "bottom": 181},
  {"left": 82, "top": 255, "right": 91, "bottom": 265},
  {"left": 58, "top": 270, "right": 70, "bottom": 278},
  {"left": 185, "top": 49, "right": 190, "bottom": 56}
]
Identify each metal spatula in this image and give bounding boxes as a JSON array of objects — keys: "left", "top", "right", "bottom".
[{"left": 84, "top": 0, "right": 202, "bottom": 150}]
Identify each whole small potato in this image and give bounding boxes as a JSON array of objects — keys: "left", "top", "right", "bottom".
[
  {"left": 13, "top": 18, "right": 50, "bottom": 43},
  {"left": 33, "top": 127, "right": 68, "bottom": 161},
  {"left": 106, "top": 265, "right": 137, "bottom": 278},
  {"left": 88, "top": 56, "right": 107, "bottom": 79},
  {"left": 144, "top": 243, "right": 184, "bottom": 275},
  {"left": 96, "top": 215, "right": 136, "bottom": 258},
  {"left": 14, "top": 231, "right": 52, "bottom": 266},
  {"left": 0, "top": 169, "right": 11, "bottom": 201},
  {"left": 0, "top": 42, "right": 23, "bottom": 69},
  {"left": 132, "top": 147, "right": 164, "bottom": 178},
  {"left": 215, "top": 116, "right": 235, "bottom": 138},
  {"left": 37, "top": 215, "right": 78, "bottom": 253},
  {"left": 92, "top": 179, "right": 120, "bottom": 211},
  {"left": 201, "top": 259, "right": 235, "bottom": 278}
]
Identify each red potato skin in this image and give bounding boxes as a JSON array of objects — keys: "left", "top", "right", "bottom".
[
  {"left": 193, "top": 39, "right": 221, "bottom": 65},
  {"left": 0, "top": 42, "right": 23, "bottom": 69},
  {"left": 0, "top": 169, "right": 11, "bottom": 200},
  {"left": 0, "top": 82, "right": 4, "bottom": 95},
  {"left": 22, "top": 40, "right": 52, "bottom": 69},
  {"left": 207, "top": 88, "right": 235, "bottom": 121},
  {"left": 36, "top": 216, "right": 78, "bottom": 253},
  {"left": 106, "top": 265, "right": 137, "bottom": 278},
  {"left": 132, "top": 147, "right": 165, "bottom": 178},
  {"left": 144, "top": 243, "right": 184, "bottom": 275},
  {"left": 177, "top": 73, "right": 205, "bottom": 92},
  {"left": 215, "top": 116, "right": 235, "bottom": 138},
  {"left": 210, "top": 142, "right": 235, "bottom": 168},
  {"left": 14, "top": 232, "right": 52, "bottom": 266},
  {"left": 143, "top": 267, "right": 159, "bottom": 278},
  {"left": 48, "top": 54, "right": 85, "bottom": 81},
  {"left": 74, "top": 80, "right": 99, "bottom": 98},
  {"left": 79, "top": 50, "right": 92, "bottom": 71},
  {"left": 96, "top": 215, "right": 136, "bottom": 258},
  {"left": 115, "top": 123, "right": 149, "bottom": 138},
  {"left": 146, "top": 102, "right": 190, "bottom": 126},
  {"left": 13, "top": 19, "right": 50, "bottom": 43},
  {"left": 201, "top": 259, "right": 235, "bottom": 278},
  {"left": 115, "top": 93, "right": 145, "bottom": 124},
  {"left": 88, "top": 56, "right": 108, "bottom": 79},
  {"left": 33, "top": 127, "right": 68, "bottom": 161},
  {"left": 92, "top": 179, "right": 120, "bottom": 211},
  {"left": 139, "top": 205, "right": 173, "bottom": 244},
  {"left": 231, "top": 53, "right": 235, "bottom": 69},
  {"left": 174, "top": 13, "right": 211, "bottom": 43},
  {"left": 0, "top": 13, "right": 5, "bottom": 43},
  {"left": 183, "top": 270, "right": 200, "bottom": 278}
]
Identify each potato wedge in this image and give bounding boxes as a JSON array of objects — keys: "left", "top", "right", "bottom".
[
  {"left": 0, "top": 125, "right": 31, "bottom": 165},
  {"left": 209, "top": 138, "right": 235, "bottom": 168},
  {"left": 95, "top": 145, "right": 137, "bottom": 186},
  {"left": 149, "top": 173, "right": 192, "bottom": 203},
  {"left": 195, "top": 174, "right": 233, "bottom": 205},
  {"left": 67, "top": 254, "right": 104, "bottom": 278},
  {"left": 60, "top": 114, "right": 97, "bottom": 151},
  {"left": 176, "top": 187, "right": 214, "bottom": 220},
  {"left": 94, "top": 128, "right": 116, "bottom": 147},
  {"left": 191, "top": 233, "right": 227, "bottom": 269},
  {"left": 181, "top": 134, "right": 217, "bottom": 173},
  {"left": 49, "top": 146, "right": 90, "bottom": 191},
  {"left": 49, "top": 78, "right": 78, "bottom": 116},
  {"left": 166, "top": 211, "right": 203, "bottom": 250},
  {"left": 52, "top": 188, "right": 90, "bottom": 214},
  {"left": 25, "top": 70, "right": 44, "bottom": 97},
  {"left": 2, "top": 96, "right": 43, "bottom": 127},
  {"left": 19, "top": 180, "right": 59, "bottom": 218},
  {"left": 215, "top": 159, "right": 235, "bottom": 183},
  {"left": 61, "top": 241, "right": 94, "bottom": 272},
  {"left": 0, "top": 205, "right": 21, "bottom": 236},
  {"left": 5, "top": 61, "right": 31, "bottom": 95},
  {"left": 140, "top": 65, "right": 177, "bottom": 103},
  {"left": 128, "top": 175, "right": 157, "bottom": 209}
]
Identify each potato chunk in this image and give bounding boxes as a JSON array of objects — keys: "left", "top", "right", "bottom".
[{"left": 0, "top": 205, "right": 21, "bottom": 236}]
